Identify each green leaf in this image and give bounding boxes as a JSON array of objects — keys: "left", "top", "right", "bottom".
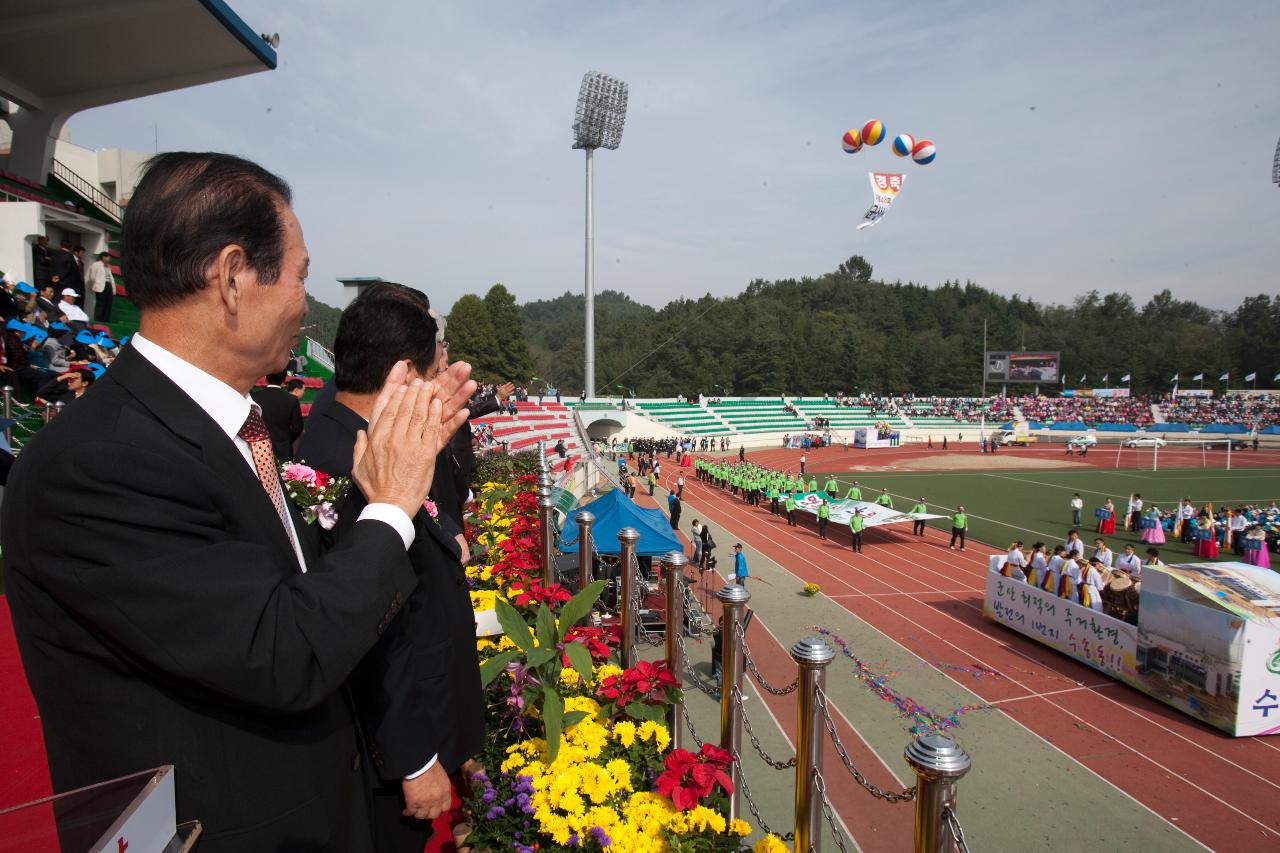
[
  {"left": 543, "top": 690, "right": 565, "bottom": 762},
  {"left": 563, "top": 641, "right": 594, "bottom": 684},
  {"left": 556, "top": 579, "right": 608, "bottom": 640},
  {"left": 535, "top": 603, "right": 558, "bottom": 653},
  {"left": 625, "top": 701, "right": 666, "bottom": 723},
  {"left": 562, "top": 710, "right": 589, "bottom": 729},
  {"left": 494, "top": 598, "right": 533, "bottom": 654},
  {"left": 478, "top": 651, "right": 517, "bottom": 687},
  {"left": 524, "top": 647, "right": 557, "bottom": 669}
]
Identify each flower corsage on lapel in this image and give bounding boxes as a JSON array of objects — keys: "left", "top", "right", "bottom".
[{"left": 280, "top": 462, "right": 350, "bottom": 530}]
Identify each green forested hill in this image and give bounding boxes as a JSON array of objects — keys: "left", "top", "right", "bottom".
[{"left": 312, "top": 256, "right": 1280, "bottom": 397}]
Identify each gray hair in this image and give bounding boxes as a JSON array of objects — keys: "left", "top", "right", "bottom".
[{"left": 428, "top": 308, "right": 446, "bottom": 342}]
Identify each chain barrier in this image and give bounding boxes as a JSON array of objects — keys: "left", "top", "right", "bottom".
[
  {"left": 678, "top": 701, "right": 705, "bottom": 749},
  {"left": 673, "top": 631, "right": 719, "bottom": 698},
  {"left": 735, "top": 621, "right": 799, "bottom": 696},
  {"left": 943, "top": 806, "right": 972, "bottom": 853},
  {"left": 732, "top": 749, "right": 794, "bottom": 843},
  {"left": 815, "top": 688, "right": 917, "bottom": 803},
  {"left": 733, "top": 686, "right": 796, "bottom": 770},
  {"left": 812, "top": 769, "right": 851, "bottom": 853}
]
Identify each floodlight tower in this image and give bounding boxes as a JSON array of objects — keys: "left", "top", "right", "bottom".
[
  {"left": 572, "top": 71, "right": 628, "bottom": 398},
  {"left": 1273, "top": 136, "right": 1280, "bottom": 187}
]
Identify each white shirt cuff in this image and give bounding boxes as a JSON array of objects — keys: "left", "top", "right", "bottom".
[
  {"left": 358, "top": 503, "right": 417, "bottom": 549},
  {"left": 405, "top": 755, "right": 438, "bottom": 780}
]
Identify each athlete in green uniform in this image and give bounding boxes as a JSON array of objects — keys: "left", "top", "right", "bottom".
[
  {"left": 875, "top": 489, "right": 893, "bottom": 509},
  {"left": 849, "top": 511, "right": 865, "bottom": 553},
  {"left": 785, "top": 493, "right": 798, "bottom": 526},
  {"left": 817, "top": 500, "right": 831, "bottom": 539},
  {"left": 910, "top": 497, "right": 928, "bottom": 536},
  {"left": 949, "top": 506, "right": 968, "bottom": 551}
]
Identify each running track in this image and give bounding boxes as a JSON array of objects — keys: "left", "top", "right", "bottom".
[{"left": 655, "top": 444, "right": 1280, "bottom": 851}]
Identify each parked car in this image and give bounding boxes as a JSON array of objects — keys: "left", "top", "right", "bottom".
[
  {"left": 1066, "top": 434, "right": 1097, "bottom": 449},
  {"left": 1123, "top": 436, "right": 1168, "bottom": 448}
]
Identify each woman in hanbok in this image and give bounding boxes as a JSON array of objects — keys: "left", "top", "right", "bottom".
[
  {"left": 1026, "top": 543, "right": 1048, "bottom": 588},
  {"left": 1079, "top": 561, "right": 1108, "bottom": 612},
  {"left": 1098, "top": 498, "right": 1117, "bottom": 535},
  {"left": 1002, "top": 541, "right": 1028, "bottom": 581},
  {"left": 1243, "top": 526, "right": 1271, "bottom": 570},
  {"left": 1193, "top": 517, "right": 1218, "bottom": 559},
  {"left": 1056, "top": 555, "right": 1082, "bottom": 603},
  {"left": 1140, "top": 505, "right": 1165, "bottom": 545}
]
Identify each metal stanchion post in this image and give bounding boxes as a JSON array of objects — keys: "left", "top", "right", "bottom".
[
  {"left": 538, "top": 494, "right": 556, "bottom": 586},
  {"left": 792, "top": 636, "right": 835, "bottom": 853},
  {"left": 617, "top": 527, "right": 640, "bottom": 668},
  {"left": 716, "top": 583, "right": 750, "bottom": 821},
  {"left": 904, "top": 734, "right": 972, "bottom": 853},
  {"left": 43, "top": 401, "right": 55, "bottom": 424},
  {"left": 664, "top": 551, "right": 689, "bottom": 752},
  {"left": 575, "top": 511, "right": 595, "bottom": 593},
  {"left": 2, "top": 386, "right": 13, "bottom": 446}
]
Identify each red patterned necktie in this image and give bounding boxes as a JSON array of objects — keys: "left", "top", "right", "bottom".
[{"left": 238, "top": 407, "right": 295, "bottom": 543}]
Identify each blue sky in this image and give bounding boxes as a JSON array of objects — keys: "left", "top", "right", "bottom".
[{"left": 67, "top": 1, "right": 1280, "bottom": 312}]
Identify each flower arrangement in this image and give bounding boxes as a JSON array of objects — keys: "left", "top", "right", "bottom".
[
  {"left": 803, "top": 583, "right": 821, "bottom": 597},
  {"left": 461, "top": 457, "right": 759, "bottom": 852},
  {"left": 279, "top": 462, "right": 349, "bottom": 529}
]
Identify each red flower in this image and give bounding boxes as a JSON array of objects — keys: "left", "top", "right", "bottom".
[
  {"left": 654, "top": 744, "right": 734, "bottom": 810},
  {"left": 510, "top": 581, "right": 572, "bottom": 608}
]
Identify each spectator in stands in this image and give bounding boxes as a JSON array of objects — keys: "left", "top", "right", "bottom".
[
  {"left": 59, "top": 288, "right": 90, "bottom": 330},
  {"left": 50, "top": 241, "right": 86, "bottom": 300},
  {"left": 87, "top": 251, "right": 116, "bottom": 322},
  {"left": 0, "top": 277, "right": 20, "bottom": 322},
  {"left": 35, "top": 368, "right": 94, "bottom": 405},
  {"left": 251, "top": 369, "right": 304, "bottom": 459},
  {"left": 1, "top": 330, "right": 53, "bottom": 386},
  {"left": 35, "top": 284, "right": 58, "bottom": 324},
  {"left": 554, "top": 438, "right": 567, "bottom": 458},
  {"left": 286, "top": 377, "right": 305, "bottom": 400},
  {"left": 32, "top": 235, "right": 53, "bottom": 288},
  {"left": 40, "top": 333, "right": 71, "bottom": 372}
]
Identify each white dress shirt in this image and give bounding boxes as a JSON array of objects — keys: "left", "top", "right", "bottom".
[
  {"left": 60, "top": 300, "right": 90, "bottom": 323},
  {"left": 131, "top": 334, "right": 416, "bottom": 570},
  {"left": 1115, "top": 552, "right": 1141, "bottom": 578}
]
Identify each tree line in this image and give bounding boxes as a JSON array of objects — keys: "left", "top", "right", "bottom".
[{"left": 314, "top": 258, "right": 1280, "bottom": 397}]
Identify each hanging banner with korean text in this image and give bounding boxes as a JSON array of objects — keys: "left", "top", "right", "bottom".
[{"left": 856, "top": 172, "right": 906, "bottom": 230}]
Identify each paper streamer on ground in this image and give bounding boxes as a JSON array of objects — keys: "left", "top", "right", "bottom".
[{"left": 856, "top": 171, "right": 906, "bottom": 230}]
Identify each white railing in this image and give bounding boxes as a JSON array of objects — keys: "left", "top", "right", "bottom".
[{"left": 305, "top": 336, "right": 334, "bottom": 371}]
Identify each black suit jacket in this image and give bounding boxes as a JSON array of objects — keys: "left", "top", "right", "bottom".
[
  {"left": 0, "top": 346, "right": 419, "bottom": 853},
  {"left": 297, "top": 401, "right": 485, "bottom": 779},
  {"left": 252, "top": 384, "right": 305, "bottom": 459},
  {"left": 50, "top": 249, "right": 83, "bottom": 296}
]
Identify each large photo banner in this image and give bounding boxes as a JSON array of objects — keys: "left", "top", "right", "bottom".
[
  {"left": 856, "top": 172, "right": 905, "bottom": 230},
  {"left": 790, "top": 491, "right": 945, "bottom": 527}
]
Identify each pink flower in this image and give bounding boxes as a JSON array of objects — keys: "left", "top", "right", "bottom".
[
  {"left": 282, "top": 463, "right": 318, "bottom": 486},
  {"left": 422, "top": 498, "right": 439, "bottom": 519}
]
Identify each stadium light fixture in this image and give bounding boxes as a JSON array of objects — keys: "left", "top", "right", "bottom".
[
  {"left": 572, "top": 71, "right": 629, "bottom": 398},
  {"left": 1273, "top": 136, "right": 1280, "bottom": 187}
]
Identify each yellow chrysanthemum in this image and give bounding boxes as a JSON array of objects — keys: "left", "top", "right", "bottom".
[
  {"left": 611, "top": 720, "right": 637, "bottom": 748},
  {"left": 730, "top": 818, "right": 752, "bottom": 837},
  {"left": 755, "top": 834, "right": 792, "bottom": 853}
]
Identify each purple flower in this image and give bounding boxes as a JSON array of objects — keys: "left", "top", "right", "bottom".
[
  {"left": 485, "top": 806, "right": 507, "bottom": 820},
  {"left": 482, "top": 788, "right": 497, "bottom": 804},
  {"left": 567, "top": 834, "right": 580, "bottom": 847},
  {"left": 588, "top": 826, "right": 612, "bottom": 847}
]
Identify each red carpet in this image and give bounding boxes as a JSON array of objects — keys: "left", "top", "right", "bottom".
[
  {"left": 0, "top": 597, "right": 52, "bottom": 809},
  {"left": 0, "top": 595, "right": 464, "bottom": 850}
]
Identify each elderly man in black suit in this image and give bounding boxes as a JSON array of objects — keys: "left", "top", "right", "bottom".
[
  {"left": 251, "top": 368, "right": 305, "bottom": 459},
  {"left": 297, "top": 283, "right": 484, "bottom": 851},
  {"left": 0, "top": 152, "right": 475, "bottom": 853}
]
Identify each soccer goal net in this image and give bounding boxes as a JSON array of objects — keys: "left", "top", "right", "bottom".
[{"left": 1111, "top": 438, "right": 1242, "bottom": 471}]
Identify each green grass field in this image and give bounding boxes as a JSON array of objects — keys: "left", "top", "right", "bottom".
[{"left": 813, "top": 466, "right": 1280, "bottom": 560}]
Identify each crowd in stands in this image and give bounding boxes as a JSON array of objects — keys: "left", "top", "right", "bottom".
[
  {"left": 1161, "top": 393, "right": 1280, "bottom": 428},
  {"left": 1015, "top": 395, "right": 1155, "bottom": 427}
]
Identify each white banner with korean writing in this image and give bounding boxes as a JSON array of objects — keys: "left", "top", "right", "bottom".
[{"left": 856, "top": 172, "right": 906, "bottom": 230}]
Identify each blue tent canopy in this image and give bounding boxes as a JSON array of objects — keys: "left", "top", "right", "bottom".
[
  {"left": 1048, "top": 421, "right": 1089, "bottom": 431},
  {"left": 1261, "top": 426, "right": 1280, "bottom": 435},
  {"left": 1161, "top": 423, "right": 1191, "bottom": 432},
  {"left": 1095, "top": 423, "right": 1138, "bottom": 432},
  {"left": 557, "top": 489, "right": 683, "bottom": 557}
]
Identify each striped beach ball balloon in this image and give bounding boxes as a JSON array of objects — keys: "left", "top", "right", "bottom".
[
  {"left": 841, "top": 129, "right": 862, "bottom": 153},
  {"left": 861, "top": 119, "right": 885, "bottom": 146},
  {"left": 892, "top": 133, "right": 915, "bottom": 157},
  {"left": 911, "top": 139, "right": 937, "bottom": 165}
]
